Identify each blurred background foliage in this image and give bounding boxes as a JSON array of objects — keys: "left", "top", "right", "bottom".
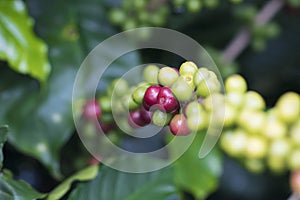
[{"left": 0, "top": 0, "right": 299, "bottom": 199}]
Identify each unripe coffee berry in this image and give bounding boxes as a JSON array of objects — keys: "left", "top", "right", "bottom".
[
  {"left": 244, "top": 91, "right": 266, "bottom": 111},
  {"left": 225, "top": 74, "right": 247, "bottom": 94},
  {"left": 158, "top": 67, "right": 179, "bottom": 86},
  {"left": 171, "top": 76, "right": 193, "bottom": 102},
  {"left": 152, "top": 110, "right": 172, "bottom": 127},
  {"left": 196, "top": 78, "right": 220, "bottom": 97},
  {"left": 275, "top": 92, "right": 300, "bottom": 124},
  {"left": 143, "top": 64, "right": 159, "bottom": 84},
  {"left": 99, "top": 96, "right": 111, "bottom": 113},
  {"left": 185, "top": 101, "right": 203, "bottom": 117},
  {"left": 179, "top": 61, "right": 198, "bottom": 76},
  {"left": 132, "top": 85, "right": 148, "bottom": 105},
  {"left": 170, "top": 114, "right": 191, "bottom": 136},
  {"left": 194, "top": 68, "right": 210, "bottom": 86},
  {"left": 109, "top": 78, "right": 129, "bottom": 97}
]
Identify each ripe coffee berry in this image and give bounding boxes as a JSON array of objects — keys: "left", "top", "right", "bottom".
[
  {"left": 128, "top": 109, "right": 147, "bottom": 128},
  {"left": 140, "top": 106, "right": 152, "bottom": 124},
  {"left": 157, "top": 86, "right": 179, "bottom": 113},
  {"left": 170, "top": 114, "right": 191, "bottom": 136},
  {"left": 83, "top": 100, "right": 101, "bottom": 120},
  {"left": 143, "top": 85, "right": 161, "bottom": 110}
]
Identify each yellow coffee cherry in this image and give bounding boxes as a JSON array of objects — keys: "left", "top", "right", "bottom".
[
  {"left": 267, "top": 156, "right": 286, "bottom": 174},
  {"left": 179, "top": 61, "right": 198, "bottom": 75},
  {"left": 244, "top": 91, "right": 266, "bottom": 111},
  {"left": 245, "top": 135, "right": 268, "bottom": 159},
  {"left": 275, "top": 92, "right": 300, "bottom": 124},
  {"left": 225, "top": 129, "right": 248, "bottom": 157},
  {"left": 226, "top": 92, "right": 245, "bottom": 108},
  {"left": 245, "top": 159, "right": 265, "bottom": 173},
  {"left": 291, "top": 120, "right": 300, "bottom": 145},
  {"left": 203, "top": 93, "right": 225, "bottom": 112},
  {"left": 269, "top": 139, "right": 290, "bottom": 158},
  {"left": 225, "top": 74, "right": 247, "bottom": 94},
  {"left": 263, "top": 115, "right": 287, "bottom": 139},
  {"left": 238, "top": 110, "right": 266, "bottom": 134},
  {"left": 288, "top": 149, "right": 300, "bottom": 170},
  {"left": 224, "top": 103, "right": 238, "bottom": 127}
]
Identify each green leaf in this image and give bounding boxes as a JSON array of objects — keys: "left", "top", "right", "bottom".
[
  {"left": 47, "top": 165, "right": 99, "bottom": 200},
  {"left": 0, "top": 0, "right": 51, "bottom": 82},
  {"left": 0, "top": 125, "right": 8, "bottom": 169},
  {"left": 171, "top": 133, "right": 223, "bottom": 200},
  {"left": 0, "top": 171, "right": 46, "bottom": 200},
  {"left": 67, "top": 161, "right": 180, "bottom": 200},
  {"left": 0, "top": 0, "right": 140, "bottom": 178}
]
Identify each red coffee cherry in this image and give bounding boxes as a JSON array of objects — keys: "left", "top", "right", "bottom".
[
  {"left": 143, "top": 85, "right": 161, "bottom": 110},
  {"left": 128, "top": 110, "right": 147, "bottom": 128},
  {"left": 157, "top": 86, "right": 179, "bottom": 113},
  {"left": 83, "top": 99, "right": 101, "bottom": 120},
  {"left": 169, "top": 114, "right": 191, "bottom": 136}
]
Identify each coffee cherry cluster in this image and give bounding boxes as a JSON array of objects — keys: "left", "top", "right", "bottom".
[
  {"left": 109, "top": 0, "right": 240, "bottom": 31},
  {"left": 128, "top": 62, "right": 221, "bottom": 136},
  {"left": 79, "top": 61, "right": 222, "bottom": 138},
  {"left": 220, "top": 74, "right": 300, "bottom": 174}
]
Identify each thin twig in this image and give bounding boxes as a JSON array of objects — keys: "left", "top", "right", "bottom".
[{"left": 222, "top": 0, "right": 285, "bottom": 62}]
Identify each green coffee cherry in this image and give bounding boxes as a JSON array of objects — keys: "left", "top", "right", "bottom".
[
  {"left": 181, "top": 74, "right": 195, "bottom": 90},
  {"left": 109, "top": 78, "right": 129, "bottom": 97},
  {"left": 100, "top": 113, "right": 114, "bottom": 123},
  {"left": 244, "top": 91, "right": 266, "bottom": 111},
  {"left": 245, "top": 159, "right": 265, "bottom": 173},
  {"left": 193, "top": 68, "right": 210, "bottom": 86},
  {"left": 288, "top": 149, "right": 300, "bottom": 170},
  {"left": 196, "top": 77, "right": 221, "bottom": 97},
  {"left": 221, "top": 129, "right": 248, "bottom": 157},
  {"left": 245, "top": 135, "right": 268, "bottom": 159},
  {"left": 263, "top": 115, "right": 287, "bottom": 139},
  {"left": 109, "top": 9, "right": 126, "bottom": 25},
  {"left": 179, "top": 61, "right": 198, "bottom": 75},
  {"left": 291, "top": 121, "right": 300, "bottom": 145},
  {"left": 226, "top": 92, "right": 245, "bottom": 108},
  {"left": 122, "top": 94, "right": 139, "bottom": 111},
  {"left": 238, "top": 110, "right": 266, "bottom": 134},
  {"left": 132, "top": 85, "right": 148, "bottom": 105},
  {"left": 143, "top": 64, "right": 159, "bottom": 84},
  {"left": 186, "top": 112, "right": 207, "bottom": 132},
  {"left": 269, "top": 139, "right": 290, "bottom": 158},
  {"left": 99, "top": 96, "right": 111, "bottom": 113},
  {"left": 267, "top": 156, "right": 286, "bottom": 174},
  {"left": 171, "top": 76, "right": 193, "bottom": 102},
  {"left": 185, "top": 101, "right": 203, "bottom": 117},
  {"left": 187, "top": 0, "right": 202, "bottom": 12},
  {"left": 152, "top": 110, "right": 172, "bottom": 127},
  {"left": 225, "top": 74, "right": 247, "bottom": 94},
  {"left": 158, "top": 67, "right": 179, "bottom": 86},
  {"left": 203, "top": 93, "right": 225, "bottom": 111},
  {"left": 224, "top": 103, "right": 238, "bottom": 127},
  {"left": 275, "top": 92, "right": 300, "bottom": 124}
]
